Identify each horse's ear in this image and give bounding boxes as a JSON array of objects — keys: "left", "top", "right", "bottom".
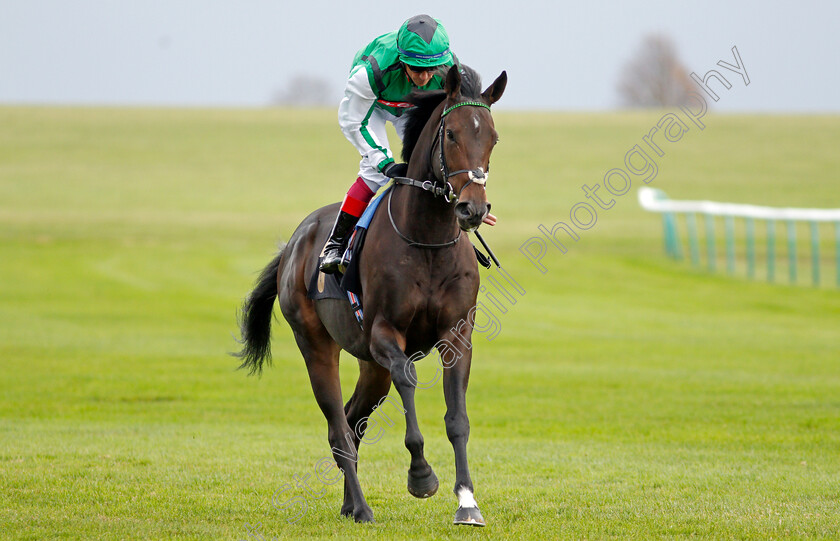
[
  {"left": 445, "top": 66, "right": 462, "bottom": 99},
  {"left": 482, "top": 70, "right": 507, "bottom": 106}
]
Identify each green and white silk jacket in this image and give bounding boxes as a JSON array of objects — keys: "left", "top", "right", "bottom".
[{"left": 338, "top": 30, "right": 457, "bottom": 173}]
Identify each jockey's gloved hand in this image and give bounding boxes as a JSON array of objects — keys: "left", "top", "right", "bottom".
[{"left": 382, "top": 162, "right": 409, "bottom": 178}]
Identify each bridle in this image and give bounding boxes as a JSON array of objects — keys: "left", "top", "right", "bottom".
[
  {"left": 392, "top": 100, "right": 492, "bottom": 204},
  {"left": 388, "top": 100, "right": 492, "bottom": 248},
  {"left": 436, "top": 100, "right": 492, "bottom": 202}
]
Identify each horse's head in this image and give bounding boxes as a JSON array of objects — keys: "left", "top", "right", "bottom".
[{"left": 440, "top": 67, "right": 507, "bottom": 231}]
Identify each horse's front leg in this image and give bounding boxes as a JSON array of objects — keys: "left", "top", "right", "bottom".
[
  {"left": 370, "top": 321, "right": 439, "bottom": 499},
  {"left": 440, "top": 328, "right": 485, "bottom": 526}
]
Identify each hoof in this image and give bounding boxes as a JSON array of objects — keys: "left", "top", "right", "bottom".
[
  {"left": 352, "top": 506, "right": 374, "bottom": 523},
  {"left": 454, "top": 505, "right": 485, "bottom": 526},
  {"left": 407, "top": 469, "right": 439, "bottom": 498}
]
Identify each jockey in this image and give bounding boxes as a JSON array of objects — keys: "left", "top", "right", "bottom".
[{"left": 320, "top": 14, "right": 457, "bottom": 274}]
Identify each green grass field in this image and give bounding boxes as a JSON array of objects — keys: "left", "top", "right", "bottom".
[{"left": 1, "top": 105, "right": 838, "bottom": 540}]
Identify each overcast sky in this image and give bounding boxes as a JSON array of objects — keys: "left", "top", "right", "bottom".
[{"left": 1, "top": 0, "right": 838, "bottom": 111}]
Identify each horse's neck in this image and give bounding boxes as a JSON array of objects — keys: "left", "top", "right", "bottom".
[
  {"left": 391, "top": 181, "right": 459, "bottom": 247},
  {"left": 389, "top": 103, "right": 459, "bottom": 247}
]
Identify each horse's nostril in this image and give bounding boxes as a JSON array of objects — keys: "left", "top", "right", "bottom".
[{"left": 455, "top": 202, "right": 472, "bottom": 219}]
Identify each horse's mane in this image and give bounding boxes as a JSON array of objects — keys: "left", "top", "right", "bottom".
[{"left": 400, "top": 65, "right": 483, "bottom": 163}]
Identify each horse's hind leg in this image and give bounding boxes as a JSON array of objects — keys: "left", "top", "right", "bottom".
[
  {"left": 291, "top": 328, "right": 374, "bottom": 523},
  {"left": 340, "top": 359, "right": 392, "bottom": 516}
]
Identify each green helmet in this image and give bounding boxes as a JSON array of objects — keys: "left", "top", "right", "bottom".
[{"left": 396, "top": 14, "right": 452, "bottom": 68}]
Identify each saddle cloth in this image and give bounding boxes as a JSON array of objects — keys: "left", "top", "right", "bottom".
[{"left": 306, "top": 186, "right": 392, "bottom": 326}]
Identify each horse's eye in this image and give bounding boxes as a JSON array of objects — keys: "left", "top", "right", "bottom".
[{"left": 446, "top": 129, "right": 455, "bottom": 141}]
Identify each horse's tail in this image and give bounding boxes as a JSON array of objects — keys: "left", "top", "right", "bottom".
[{"left": 233, "top": 248, "right": 284, "bottom": 375}]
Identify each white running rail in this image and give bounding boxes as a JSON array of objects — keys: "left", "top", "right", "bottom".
[{"left": 638, "top": 187, "right": 840, "bottom": 287}]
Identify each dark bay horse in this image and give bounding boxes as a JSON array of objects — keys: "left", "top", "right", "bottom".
[{"left": 235, "top": 65, "right": 507, "bottom": 526}]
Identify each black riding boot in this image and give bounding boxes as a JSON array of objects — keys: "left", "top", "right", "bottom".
[{"left": 319, "top": 211, "right": 360, "bottom": 274}]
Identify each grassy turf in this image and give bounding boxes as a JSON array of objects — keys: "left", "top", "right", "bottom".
[{"left": 1, "top": 106, "right": 838, "bottom": 540}]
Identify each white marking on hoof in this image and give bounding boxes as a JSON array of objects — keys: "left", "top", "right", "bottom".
[
  {"left": 457, "top": 487, "right": 478, "bottom": 508},
  {"left": 454, "top": 504, "right": 485, "bottom": 526}
]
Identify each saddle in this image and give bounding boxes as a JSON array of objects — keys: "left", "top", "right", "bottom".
[{"left": 307, "top": 186, "right": 389, "bottom": 326}]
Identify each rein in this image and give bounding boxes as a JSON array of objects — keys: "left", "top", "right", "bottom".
[
  {"left": 387, "top": 188, "right": 462, "bottom": 248},
  {"left": 387, "top": 100, "right": 492, "bottom": 249}
]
